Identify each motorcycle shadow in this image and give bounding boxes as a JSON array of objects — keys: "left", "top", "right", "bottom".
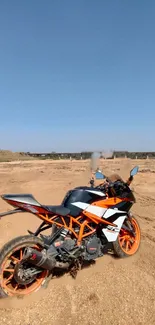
[
  {"left": 52, "top": 245, "right": 116, "bottom": 280},
  {"left": 52, "top": 260, "right": 96, "bottom": 279}
]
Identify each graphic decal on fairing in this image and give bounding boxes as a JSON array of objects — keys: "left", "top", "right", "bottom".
[
  {"left": 71, "top": 203, "right": 125, "bottom": 220},
  {"left": 102, "top": 208, "right": 125, "bottom": 219},
  {"left": 71, "top": 202, "right": 107, "bottom": 217},
  {"left": 102, "top": 215, "right": 126, "bottom": 242},
  {"left": 85, "top": 190, "right": 106, "bottom": 197},
  {"left": 71, "top": 202, "right": 127, "bottom": 242}
]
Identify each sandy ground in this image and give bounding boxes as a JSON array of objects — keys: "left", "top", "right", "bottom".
[{"left": 0, "top": 158, "right": 154, "bottom": 325}]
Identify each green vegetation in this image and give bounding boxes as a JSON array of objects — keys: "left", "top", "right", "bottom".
[
  {"left": 0, "top": 150, "right": 154, "bottom": 163},
  {"left": 24, "top": 151, "right": 155, "bottom": 160}
]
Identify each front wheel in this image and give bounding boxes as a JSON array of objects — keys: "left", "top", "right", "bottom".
[
  {"left": 113, "top": 216, "right": 141, "bottom": 258},
  {"left": 0, "top": 235, "right": 49, "bottom": 298}
]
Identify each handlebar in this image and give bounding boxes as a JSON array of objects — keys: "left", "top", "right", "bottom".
[
  {"left": 94, "top": 178, "right": 133, "bottom": 197},
  {"left": 90, "top": 172, "right": 134, "bottom": 190}
]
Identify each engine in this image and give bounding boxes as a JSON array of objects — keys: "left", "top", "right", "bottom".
[
  {"left": 83, "top": 235, "right": 103, "bottom": 261},
  {"left": 51, "top": 229, "right": 103, "bottom": 262},
  {"left": 22, "top": 231, "right": 104, "bottom": 273}
]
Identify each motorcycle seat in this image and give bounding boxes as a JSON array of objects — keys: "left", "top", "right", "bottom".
[{"left": 43, "top": 205, "right": 70, "bottom": 216}]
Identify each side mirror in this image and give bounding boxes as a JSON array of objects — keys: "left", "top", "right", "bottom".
[
  {"left": 130, "top": 166, "right": 139, "bottom": 177},
  {"left": 95, "top": 171, "right": 105, "bottom": 180}
]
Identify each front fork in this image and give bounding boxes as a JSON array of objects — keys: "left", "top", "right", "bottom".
[{"left": 121, "top": 212, "right": 136, "bottom": 237}]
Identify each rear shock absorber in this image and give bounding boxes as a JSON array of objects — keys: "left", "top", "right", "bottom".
[{"left": 54, "top": 228, "right": 69, "bottom": 248}]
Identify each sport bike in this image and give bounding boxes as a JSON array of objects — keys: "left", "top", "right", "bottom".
[{"left": 0, "top": 166, "right": 140, "bottom": 298}]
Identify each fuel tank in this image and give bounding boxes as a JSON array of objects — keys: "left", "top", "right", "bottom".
[{"left": 62, "top": 186, "right": 105, "bottom": 217}]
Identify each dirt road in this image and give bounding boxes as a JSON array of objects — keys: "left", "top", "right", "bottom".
[{"left": 0, "top": 159, "right": 154, "bottom": 325}]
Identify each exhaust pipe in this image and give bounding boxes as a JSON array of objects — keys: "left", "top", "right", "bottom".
[{"left": 23, "top": 247, "right": 69, "bottom": 271}]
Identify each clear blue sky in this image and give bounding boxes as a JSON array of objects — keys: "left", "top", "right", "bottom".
[{"left": 0, "top": 0, "right": 155, "bottom": 152}]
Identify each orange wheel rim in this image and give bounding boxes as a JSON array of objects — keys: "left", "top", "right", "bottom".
[
  {"left": 0, "top": 243, "right": 49, "bottom": 296},
  {"left": 118, "top": 217, "right": 140, "bottom": 255}
]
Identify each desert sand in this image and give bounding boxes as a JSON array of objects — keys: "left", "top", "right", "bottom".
[{"left": 0, "top": 158, "right": 154, "bottom": 325}]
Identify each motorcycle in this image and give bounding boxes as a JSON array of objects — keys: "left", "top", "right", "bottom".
[{"left": 0, "top": 166, "right": 140, "bottom": 298}]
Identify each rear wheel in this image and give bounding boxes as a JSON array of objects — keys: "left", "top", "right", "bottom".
[
  {"left": 113, "top": 216, "right": 141, "bottom": 257},
  {"left": 0, "top": 235, "right": 49, "bottom": 298}
]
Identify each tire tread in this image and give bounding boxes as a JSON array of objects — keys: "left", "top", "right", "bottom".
[{"left": 0, "top": 235, "right": 46, "bottom": 298}]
